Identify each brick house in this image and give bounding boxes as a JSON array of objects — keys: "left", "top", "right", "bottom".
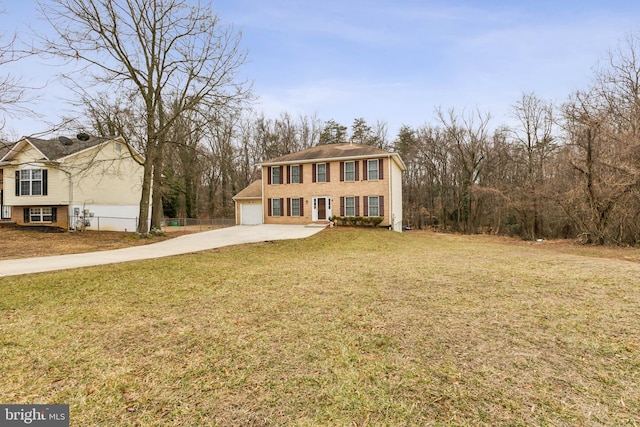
[{"left": 233, "top": 143, "right": 406, "bottom": 231}]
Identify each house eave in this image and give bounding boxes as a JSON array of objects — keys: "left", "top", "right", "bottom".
[
  {"left": 1, "top": 138, "right": 50, "bottom": 163},
  {"left": 259, "top": 152, "right": 406, "bottom": 170},
  {"left": 232, "top": 196, "right": 262, "bottom": 201}
]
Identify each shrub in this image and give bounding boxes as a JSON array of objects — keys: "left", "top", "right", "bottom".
[{"left": 331, "top": 216, "right": 385, "bottom": 228}]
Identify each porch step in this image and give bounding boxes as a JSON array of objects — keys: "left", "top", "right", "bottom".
[{"left": 305, "top": 222, "right": 330, "bottom": 228}]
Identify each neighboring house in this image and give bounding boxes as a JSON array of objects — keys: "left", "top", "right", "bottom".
[
  {"left": 233, "top": 142, "right": 406, "bottom": 232},
  {"left": 0, "top": 134, "right": 145, "bottom": 231}
]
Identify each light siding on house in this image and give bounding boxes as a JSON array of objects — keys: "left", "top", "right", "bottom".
[
  {"left": 1, "top": 136, "right": 145, "bottom": 231},
  {"left": 66, "top": 140, "right": 143, "bottom": 206}
]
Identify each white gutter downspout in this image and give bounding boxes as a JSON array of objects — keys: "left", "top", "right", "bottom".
[
  {"left": 261, "top": 167, "right": 266, "bottom": 224},
  {"left": 62, "top": 169, "right": 73, "bottom": 230},
  {"left": 388, "top": 155, "right": 393, "bottom": 231}
]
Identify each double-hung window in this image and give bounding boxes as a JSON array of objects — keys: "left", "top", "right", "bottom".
[
  {"left": 271, "top": 167, "right": 281, "bottom": 185},
  {"left": 345, "top": 161, "right": 355, "bottom": 181},
  {"left": 316, "top": 163, "right": 327, "bottom": 182},
  {"left": 290, "top": 165, "right": 300, "bottom": 183},
  {"left": 271, "top": 198, "right": 281, "bottom": 216},
  {"left": 367, "top": 160, "right": 379, "bottom": 180},
  {"left": 345, "top": 196, "right": 356, "bottom": 216},
  {"left": 17, "top": 169, "right": 47, "bottom": 196},
  {"left": 368, "top": 196, "right": 380, "bottom": 216},
  {"left": 291, "top": 198, "right": 301, "bottom": 216},
  {"left": 340, "top": 196, "right": 359, "bottom": 217}
]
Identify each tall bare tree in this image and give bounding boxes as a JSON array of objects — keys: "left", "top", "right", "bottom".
[
  {"left": 509, "top": 92, "right": 556, "bottom": 239},
  {"left": 38, "top": 0, "right": 250, "bottom": 234},
  {"left": 0, "top": 4, "right": 33, "bottom": 134},
  {"left": 436, "top": 108, "right": 491, "bottom": 232}
]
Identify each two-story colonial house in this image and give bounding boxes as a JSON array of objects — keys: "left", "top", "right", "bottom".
[
  {"left": 233, "top": 143, "right": 406, "bottom": 232},
  {"left": 0, "top": 134, "right": 145, "bottom": 231}
]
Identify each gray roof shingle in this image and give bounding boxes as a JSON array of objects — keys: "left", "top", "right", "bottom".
[
  {"left": 26, "top": 135, "right": 114, "bottom": 160},
  {"left": 232, "top": 179, "right": 262, "bottom": 199},
  {"left": 262, "top": 143, "right": 394, "bottom": 164},
  {"left": 0, "top": 141, "right": 14, "bottom": 159}
]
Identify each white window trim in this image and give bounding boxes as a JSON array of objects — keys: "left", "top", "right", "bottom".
[
  {"left": 291, "top": 198, "right": 301, "bottom": 216},
  {"left": 20, "top": 169, "right": 44, "bottom": 196},
  {"left": 345, "top": 161, "right": 355, "bottom": 182},
  {"left": 30, "top": 207, "right": 53, "bottom": 223},
  {"left": 316, "top": 163, "right": 327, "bottom": 183},
  {"left": 272, "top": 198, "right": 281, "bottom": 216},
  {"left": 290, "top": 165, "right": 301, "bottom": 184},
  {"left": 368, "top": 196, "right": 380, "bottom": 217},
  {"left": 271, "top": 167, "right": 281, "bottom": 185},
  {"left": 345, "top": 196, "right": 356, "bottom": 216},
  {"left": 368, "top": 160, "right": 379, "bottom": 181}
]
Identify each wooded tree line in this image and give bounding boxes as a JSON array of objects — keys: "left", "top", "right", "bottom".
[
  {"left": 2, "top": 2, "right": 640, "bottom": 243},
  {"left": 396, "top": 34, "right": 640, "bottom": 245},
  {"left": 139, "top": 31, "right": 640, "bottom": 246}
]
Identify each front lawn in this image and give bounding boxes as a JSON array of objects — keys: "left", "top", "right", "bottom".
[{"left": 1, "top": 229, "right": 638, "bottom": 426}]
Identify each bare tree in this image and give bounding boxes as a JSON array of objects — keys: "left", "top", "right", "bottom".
[
  {"left": 595, "top": 31, "right": 640, "bottom": 137},
  {"left": 0, "top": 5, "right": 34, "bottom": 133},
  {"left": 436, "top": 107, "right": 491, "bottom": 232},
  {"left": 558, "top": 90, "right": 640, "bottom": 244},
  {"left": 38, "top": 0, "right": 250, "bottom": 234},
  {"left": 509, "top": 92, "right": 556, "bottom": 239}
]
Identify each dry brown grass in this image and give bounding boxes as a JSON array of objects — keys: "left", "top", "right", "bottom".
[
  {"left": 1, "top": 228, "right": 639, "bottom": 426},
  {"left": 0, "top": 226, "right": 210, "bottom": 260}
]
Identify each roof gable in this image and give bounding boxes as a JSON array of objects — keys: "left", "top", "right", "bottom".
[
  {"left": 1, "top": 135, "right": 137, "bottom": 163},
  {"left": 0, "top": 141, "right": 16, "bottom": 160},
  {"left": 233, "top": 179, "right": 262, "bottom": 199},
  {"left": 29, "top": 136, "right": 116, "bottom": 161}
]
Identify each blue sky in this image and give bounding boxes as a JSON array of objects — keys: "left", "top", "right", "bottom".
[{"left": 2, "top": 0, "right": 640, "bottom": 139}]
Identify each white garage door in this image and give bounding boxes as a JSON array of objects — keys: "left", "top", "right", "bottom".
[{"left": 241, "top": 203, "right": 263, "bottom": 225}]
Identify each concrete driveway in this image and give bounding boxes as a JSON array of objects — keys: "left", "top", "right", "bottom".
[{"left": 0, "top": 224, "right": 325, "bottom": 277}]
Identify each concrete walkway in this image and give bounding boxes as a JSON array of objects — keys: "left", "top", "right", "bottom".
[{"left": 0, "top": 224, "right": 326, "bottom": 277}]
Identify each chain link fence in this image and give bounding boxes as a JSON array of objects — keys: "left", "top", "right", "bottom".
[
  {"left": 161, "top": 218, "right": 235, "bottom": 233},
  {"left": 69, "top": 215, "right": 234, "bottom": 232}
]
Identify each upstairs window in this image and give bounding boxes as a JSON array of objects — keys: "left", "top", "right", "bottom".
[
  {"left": 363, "top": 159, "right": 383, "bottom": 181},
  {"left": 368, "top": 159, "right": 379, "bottom": 181},
  {"left": 316, "top": 163, "right": 327, "bottom": 182},
  {"left": 345, "top": 161, "right": 355, "bottom": 181},
  {"left": 16, "top": 169, "right": 48, "bottom": 196},
  {"left": 290, "top": 165, "right": 301, "bottom": 183},
  {"left": 271, "top": 166, "right": 281, "bottom": 185}
]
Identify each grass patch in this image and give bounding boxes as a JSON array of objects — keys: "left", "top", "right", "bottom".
[{"left": 1, "top": 229, "right": 639, "bottom": 425}]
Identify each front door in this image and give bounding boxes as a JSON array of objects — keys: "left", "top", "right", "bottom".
[
  {"left": 317, "top": 198, "right": 326, "bottom": 220},
  {"left": 312, "top": 197, "right": 332, "bottom": 221}
]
